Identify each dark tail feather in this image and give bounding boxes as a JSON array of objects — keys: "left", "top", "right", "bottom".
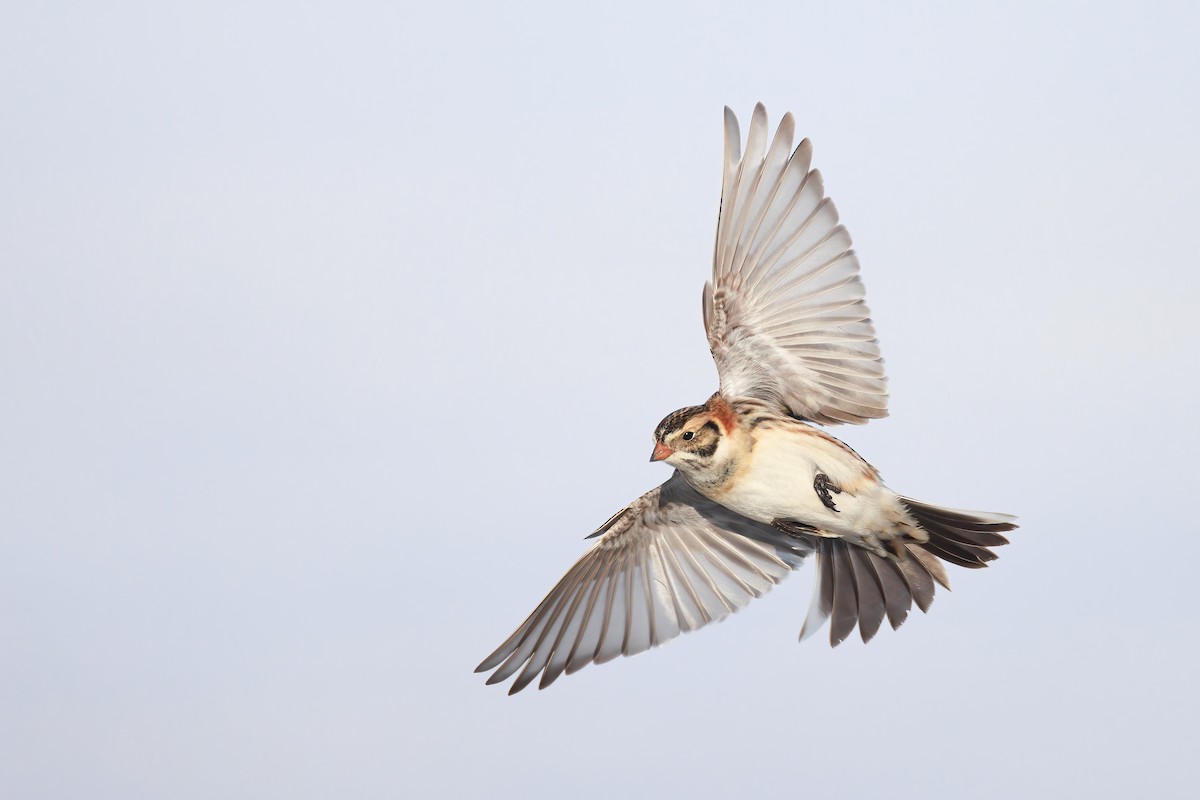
[
  {"left": 901, "top": 497, "right": 1017, "bottom": 569},
  {"left": 797, "top": 500, "right": 1016, "bottom": 647}
]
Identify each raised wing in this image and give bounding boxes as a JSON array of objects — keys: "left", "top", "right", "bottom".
[
  {"left": 703, "top": 104, "right": 888, "bottom": 424},
  {"left": 475, "top": 472, "right": 813, "bottom": 694}
]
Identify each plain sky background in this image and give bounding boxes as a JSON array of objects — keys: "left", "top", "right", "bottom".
[{"left": 3, "top": 1, "right": 1198, "bottom": 798}]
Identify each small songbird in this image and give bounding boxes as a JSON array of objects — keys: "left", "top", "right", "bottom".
[{"left": 476, "top": 104, "right": 1016, "bottom": 694}]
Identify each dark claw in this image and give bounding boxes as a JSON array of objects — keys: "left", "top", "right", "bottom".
[
  {"left": 814, "top": 472, "right": 841, "bottom": 512},
  {"left": 773, "top": 519, "right": 819, "bottom": 540}
]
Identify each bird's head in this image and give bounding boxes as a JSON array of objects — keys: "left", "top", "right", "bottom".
[{"left": 650, "top": 395, "right": 735, "bottom": 469}]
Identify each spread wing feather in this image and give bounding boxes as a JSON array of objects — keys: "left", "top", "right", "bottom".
[
  {"left": 475, "top": 473, "right": 813, "bottom": 694},
  {"left": 704, "top": 104, "right": 889, "bottom": 424}
]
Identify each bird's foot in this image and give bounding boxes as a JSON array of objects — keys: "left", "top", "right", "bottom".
[
  {"left": 772, "top": 519, "right": 819, "bottom": 541},
  {"left": 814, "top": 472, "right": 842, "bottom": 512}
]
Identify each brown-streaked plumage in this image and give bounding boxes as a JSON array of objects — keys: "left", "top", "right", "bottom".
[{"left": 477, "top": 105, "right": 1016, "bottom": 694}]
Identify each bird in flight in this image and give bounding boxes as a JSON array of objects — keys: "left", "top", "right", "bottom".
[{"left": 476, "top": 104, "right": 1016, "bottom": 694}]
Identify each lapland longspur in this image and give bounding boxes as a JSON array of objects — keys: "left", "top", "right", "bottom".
[{"left": 477, "top": 105, "right": 1016, "bottom": 694}]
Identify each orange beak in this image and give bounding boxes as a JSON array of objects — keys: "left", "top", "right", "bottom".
[{"left": 650, "top": 441, "right": 673, "bottom": 462}]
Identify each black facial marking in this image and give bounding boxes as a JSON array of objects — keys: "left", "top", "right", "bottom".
[{"left": 688, "top": 420, "right": 721, "bottom": 458}]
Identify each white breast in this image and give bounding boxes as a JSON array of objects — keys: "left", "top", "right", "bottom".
[{"left": 711, "top": 427, "right": 892, "bottom": 540}]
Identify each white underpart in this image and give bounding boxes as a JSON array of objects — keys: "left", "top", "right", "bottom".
[{"left": 707, "top": 430, "right": 897, "bottom": 547}]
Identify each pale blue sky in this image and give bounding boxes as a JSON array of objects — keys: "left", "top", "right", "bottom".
[{"left": 2, "top": 2, "right": 1198, "bottom": 798}]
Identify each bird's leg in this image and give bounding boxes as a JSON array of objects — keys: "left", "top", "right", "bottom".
[
  {"left": 773, "top": 518, "right": 840, "bottom": 541},
  {"left": 772, "top": 519, "right": 819, "bottom": 540},
  {"left": 814, "top": 472, "right": 841, "bottom": 512}
]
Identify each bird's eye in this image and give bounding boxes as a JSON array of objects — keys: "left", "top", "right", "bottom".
[{"left": 682, "top": 431, "right": 694, "bottom": 441}]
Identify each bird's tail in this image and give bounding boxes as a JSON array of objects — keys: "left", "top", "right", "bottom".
[
  {"left": 901, "top": 497, "right": 1017, "bottom": 571},
  {"left": 797, "top": 499, "right": 1017, "bottom": 647}
]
